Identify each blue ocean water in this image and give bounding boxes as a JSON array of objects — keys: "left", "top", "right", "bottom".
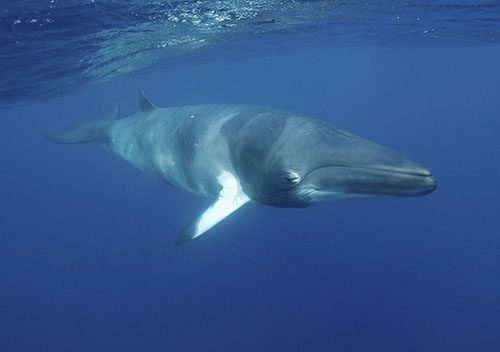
[{"left": 1, "top": 1, "right": 500, "bottom": 351}]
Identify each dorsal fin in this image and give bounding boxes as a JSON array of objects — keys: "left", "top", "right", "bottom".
[
  {"left": 107, "top": 105, "right": 120, "bottom": 120},
  {"left": 138, "top": 90, "right": 156, "bottom": 112}
]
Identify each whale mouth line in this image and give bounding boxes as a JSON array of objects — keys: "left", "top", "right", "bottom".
[
  {"left": 309, "top": 164, "right": 433, "bottom": 178},
  {"left": 299, "top": 163, "right": 437, "bottom": 199}
]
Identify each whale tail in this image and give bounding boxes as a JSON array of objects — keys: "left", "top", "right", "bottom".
[
  {"left": 43, "top": 120, "right": 109, "bottom": 144},
  {"left": 43, "top": 106, "right": 119, "bottom": 144}
]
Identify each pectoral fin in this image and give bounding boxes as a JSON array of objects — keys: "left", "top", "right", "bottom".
[{"left": 175, "top": 172, "right": 250, "bottom": 245}]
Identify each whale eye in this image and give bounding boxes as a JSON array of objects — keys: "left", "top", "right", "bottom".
[{"left": 281, "top": 170, "right": 301, "bottom": 186}]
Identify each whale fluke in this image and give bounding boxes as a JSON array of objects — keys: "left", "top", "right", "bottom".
[{"left": 42, "top": 119, "right": 110, "bottom": 144}]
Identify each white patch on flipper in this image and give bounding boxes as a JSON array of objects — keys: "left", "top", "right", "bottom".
[{"left": 175, "top": 171, "right": 250, "bottom": 244}]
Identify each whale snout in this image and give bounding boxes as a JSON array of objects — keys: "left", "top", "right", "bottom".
[
  {"left": 296, "top": 137, "right": 437, "bottom": 201},
  {"left": 371, "top": 166, "right": 437, "bottom": 196},
  {"left": 407, "top": 167, "right": 437, "bottom": 196},
  {"left": 356, "top": 163, "right": 437, "bottom": 196},
  {"left": 412, "top": 173, "right": 437, "bottom": 195},
  {"left": 302, "top": 162, "right": 437, "bottom": 200}
]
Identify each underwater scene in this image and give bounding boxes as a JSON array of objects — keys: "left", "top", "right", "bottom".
[{"left": 1, "top": 1, "right": 500, "bottom": 351}]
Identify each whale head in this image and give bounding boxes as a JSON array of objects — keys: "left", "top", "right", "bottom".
[{"left": 230, "top": 114, "right": 436, "bottom": 207}]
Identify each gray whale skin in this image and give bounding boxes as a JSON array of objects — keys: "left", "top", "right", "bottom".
[{"left": 46, "top": 92, "right": 436, "bottom": 245}]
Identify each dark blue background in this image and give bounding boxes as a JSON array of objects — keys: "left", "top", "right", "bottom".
[{"left": 1, "top": 46, "right": 500, "bottom": 351}]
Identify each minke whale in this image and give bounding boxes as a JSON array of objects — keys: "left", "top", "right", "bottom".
[{"left": 46, "top": 92, "right": 436, "bottom": 245}]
